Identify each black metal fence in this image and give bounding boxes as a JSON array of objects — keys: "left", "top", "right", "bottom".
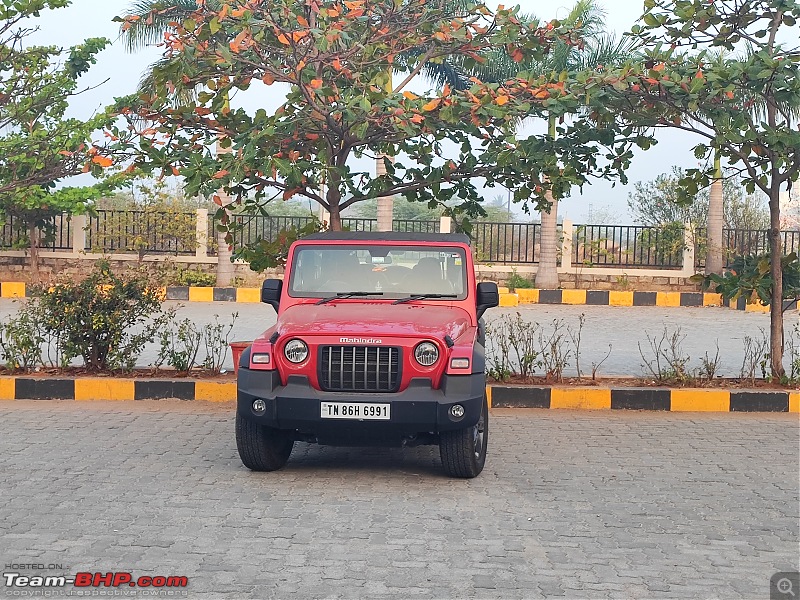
[
  {"left": 206, "top": 215, "right": 438, "bottom": 255},
  {"left": 573, "top": 224, "right": 685, "bottom": 268},
  {"left": 0, "top": 213, "right": 72, "bottom": 251},
  {"left": 693, "top": 228, "right": 800, "bottom": 268},
  {"left": 86, "top": 210, "right": 197, "bottom": 255},
  {"left": 208, "top": 215, "right": 314, "bottom": 256},
  {"left": 472, "top": 222, "right": 542, "bottom": 263},
  {"left": 722, "top": 229, "right": 800, "bottom": 263},
  {"left": 3, "top": 210, "right": 800, "bottom": 270}
]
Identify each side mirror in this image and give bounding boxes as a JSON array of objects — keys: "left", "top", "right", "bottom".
[
  {"left": 261, "top": 279, "right": 283, "bottom": 312},
  {"left": 476, "top": 282, "right": 499, "bottom": 319}
]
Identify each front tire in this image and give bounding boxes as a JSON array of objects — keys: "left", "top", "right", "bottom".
[
  {"left": 439, "top": 395, "right": 488, "bottom": 478},
  {"left": 236, "top": 412, "right": 294, "bottom": 471}
]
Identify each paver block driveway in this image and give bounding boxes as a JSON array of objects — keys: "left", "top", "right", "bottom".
[{"left": 0, "top": 401, "right": 797, "bottom": 599}]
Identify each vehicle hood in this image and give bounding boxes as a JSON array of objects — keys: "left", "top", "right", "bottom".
[{"left": 274, "top": 302, "right": 472, "bottom": 341}]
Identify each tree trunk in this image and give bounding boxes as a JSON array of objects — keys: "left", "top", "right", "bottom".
[
  {"left": 27, "top": 221, "right": 40, "bottom": 283},
  {"left": 376, "top": 155, "right": 394, "bottom": 232},
  {"left": 329, "top": 203, "right": 342, "bottom": 231},
  {"left": 768, "top": 179, "right": 784, "bottom": 379},
  {"left": 705, "top": 154, "right": 724, "bottom": 276},
  {"left": 327, "top": 172, "right": 343, "bottom": 231},
  {"left": 535, "top": 115, "right": 560, "bottom": 290},
  {"left": 535, "top": 191, "right": 560, "bottom": 289}
]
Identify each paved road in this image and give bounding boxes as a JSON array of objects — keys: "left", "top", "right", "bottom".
[
  {"left": 1, "top": 299, "right": 797, "bottom": 376},
  {"left": 0, "top": 401, "right": 797, "bottom": 599}
]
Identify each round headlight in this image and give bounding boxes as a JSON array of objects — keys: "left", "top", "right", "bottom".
[
  {"left": 414, "top": 342, "right": 439, "bottom": 367},
  {"left": 284, "top": 339, "right": 309, "bottom": 363}
]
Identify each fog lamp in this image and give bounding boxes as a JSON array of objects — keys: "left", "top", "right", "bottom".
[
  {"left": 252, "top": 399, "right": 267, "bottom": 415},
  {"left": 449, "top": 404, "right": 465, "bottom": 419}
]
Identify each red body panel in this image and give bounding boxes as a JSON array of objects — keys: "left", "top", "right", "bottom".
[{"left": 250, "top": 239, "right": 480, "bottom": 388}]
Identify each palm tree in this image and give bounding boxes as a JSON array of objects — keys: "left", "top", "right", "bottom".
[
  {"left": 703, "top": 49, "right": 799, "bottom": 277},
  {"left": 430, "top": 0, "right": 635, "bottom": 288},
  {"left": 530, "top": 1, "right": 636, "bottom": 289}
]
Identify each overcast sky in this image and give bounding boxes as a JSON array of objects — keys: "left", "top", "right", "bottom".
[{"left": 29, "top": 0, "right": 706, "bottom": 224}]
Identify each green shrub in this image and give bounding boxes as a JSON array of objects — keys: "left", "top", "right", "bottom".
[
  {"left": 506, "top": 268, "right": 533, "bottom": 293},
  {"left": 30, "top": 260, "right": 173, "bottom": 371},
  {"left": 155, "top": 318, "right": 203, "bottom": 373},
  {"left": 693, "top": 252, "right": 800, "bottom": 306},
  {"left": 0, "top": 303, "right": 44, "bottom": 371},
  {"left": 173, "top": 268, "right": 216, "bottom": 287},
  {"left": 155, "top": 313, "right": 238, "bottom": 374}
]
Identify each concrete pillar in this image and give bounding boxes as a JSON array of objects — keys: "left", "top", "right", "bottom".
[
  {"left": 195, "top": 209, "right": 208, "bottom": 259},
  {"left": 71, "top": 214, "right": 87, "bottom": 254},
  {"left": 215, "top": 192, "right": 235, "bottom": 287},
  {"left": 319, "top": 204, "right": 330, "bottom": 230},
  {"left": 561, "top": 219, "right": 573, "bottom": 270},
  {"left": 439, "top": 216, "right": 452, "bottom": 234},
  {"left": 682, "top": 223, "right": 696, "bottom": 277}
]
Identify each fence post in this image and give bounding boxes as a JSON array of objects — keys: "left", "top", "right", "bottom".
[
  {"left": 561, "top": 219, "right": 573, "bottom": 270},
  {"left": 71, "top": 214, "right": 87, "bottom": 254},
  {"left": 682, "top": 223, "right": 695, "bottom": 276},
  {"left": 439, "top": 216, "right": 452, "bottom": 234},
  {"left": 196, "top": 209, "right": 208, "bottom": 259}
]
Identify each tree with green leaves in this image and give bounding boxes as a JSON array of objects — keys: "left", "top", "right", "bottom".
[
  {"left": 470, "top": 0, "right": 638, "bottom": 289},
  {"left": 628, "top": 166, "right": 771, "bottom": 268},
  {"left": 627, "top": 166, "right": 770, "bottom": 230},
  {"left": 604, "top": 0, "right": 800, "bottom": 377},
  {"left": 112, "top": 0, "right": 649, "bottom": 267},
  {"left": 120, "top": 0, "right": 241, "bottom": 285},
  {"left": 0, "top": 0, "right": 119, "bottom": 280}
]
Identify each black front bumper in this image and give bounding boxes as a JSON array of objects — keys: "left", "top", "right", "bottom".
[{"left": 237, "top": 369, "right": 486, "bottom": 444}]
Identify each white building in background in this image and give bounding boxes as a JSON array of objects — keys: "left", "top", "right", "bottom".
[{"left": 780, "top": 180, "right": 800, "bottom": 229}]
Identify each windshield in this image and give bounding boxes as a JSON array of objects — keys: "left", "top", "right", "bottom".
[{"left": 289, "top": 245, "right": 468, "bottom": 300}]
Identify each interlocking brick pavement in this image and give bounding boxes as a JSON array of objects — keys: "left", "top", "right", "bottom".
[{"left": 0, "top": 401, "right": 797, "bottom": 599}]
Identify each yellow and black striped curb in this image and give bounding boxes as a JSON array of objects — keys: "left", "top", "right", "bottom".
[
  {"left": 487, "top": 386, "right": 799, "bottom": 413},
  {"left": 0, "top": 377, "right": 236, "bottom": 402},
  {"left": 0, "top": 282, "right": 263, "bottom": 303},
  {"left": 1, "top": 377, "right": 797, "bottom": 412},
  {"left": 498, "top": 288, "right": 799, "bottom": 312},
  {"left": 2, "top": 281, "right": 796, "bottom": 311}
]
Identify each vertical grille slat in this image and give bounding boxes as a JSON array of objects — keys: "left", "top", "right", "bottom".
[
  {"left": 376, "top": 347, "right": 381, "bottom": 390},
  {"left": 339, "top": 347, "right": 344, "bottom": 389},
  {"left": 351, "top": 346, "right": 356, "bottom": 389},
  {"left": 320, "top": 345, "right": 400, "bottom": 392}
]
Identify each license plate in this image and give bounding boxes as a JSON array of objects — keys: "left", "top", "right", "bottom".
[{"left": 320, "top": 402, "right": 390, "bottom": 420}]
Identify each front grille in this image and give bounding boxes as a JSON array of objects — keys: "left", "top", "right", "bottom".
[{"left": 320, "top": 346, "right": 401, "bottom": 392}]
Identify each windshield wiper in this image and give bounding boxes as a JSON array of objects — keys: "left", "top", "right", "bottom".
[
  {"left": 392, "top": 293, "right": 457, "bottom": 305},
  {"left": 316, "top": 292, "right": 383, "bottom": 305}
]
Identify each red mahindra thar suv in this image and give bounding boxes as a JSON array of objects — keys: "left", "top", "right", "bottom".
[{"left": 236, "top": 231, "right": 499, "bottom": 478}]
